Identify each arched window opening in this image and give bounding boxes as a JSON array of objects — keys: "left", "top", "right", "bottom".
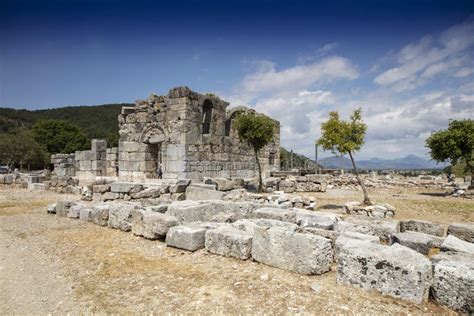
[
  {"left": 269, "top": 153, "right": 275, "bottom": 165},
  {"left": 202, "top": 100, "right": 213, "bottom": 134}
]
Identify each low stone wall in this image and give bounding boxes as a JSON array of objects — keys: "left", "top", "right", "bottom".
[{"left": 47, "top": 198, "right": 474, "bottom": 313}]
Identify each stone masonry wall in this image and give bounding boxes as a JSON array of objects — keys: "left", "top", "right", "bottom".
[{"left": 74, "top": 139, "right": 108, "bottom": 180}]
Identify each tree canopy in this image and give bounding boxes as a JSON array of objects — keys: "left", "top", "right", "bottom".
[
  {"left": 32, "top": 119, "right": 89, "bottom": 155},
  {"left": 318, "top": 108, "right": 371, "bottom": 205},
  {"left": 0, "top": 129, "right": 48, "bottom": 170},
  {"left": 426, "top": 119, "right": 474, "bottom": 181},
  {"left": 235, "top": 113, "right": 276, "bottom": 192}
]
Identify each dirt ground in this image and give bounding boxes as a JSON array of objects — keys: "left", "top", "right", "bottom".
[{"left": 0, "top": 186, "right": 472, "bottom": 314}]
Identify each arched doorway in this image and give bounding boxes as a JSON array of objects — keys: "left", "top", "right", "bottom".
[{"left": 202, "top": 99, "right": 213, "bottom": 134}]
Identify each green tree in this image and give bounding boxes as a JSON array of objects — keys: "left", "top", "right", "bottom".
[
  {"left": 32, "top": 119, "right": 89, "bottom": 155},
  {"left": 0, "top": 129, "right": 48, "bottom": 170},
  {"left": 317, "top": 108, "right": 371, "bottom": 205},
  {"left": 426, "top": 119, "right": 474, "bottom": 187},
  {"left": 235, "top": 113, "right": 276, "bottom": 192}
]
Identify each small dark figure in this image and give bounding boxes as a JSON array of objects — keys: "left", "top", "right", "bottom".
[{"left": 157, "top": 163, "right": 163, "bottom": 179}]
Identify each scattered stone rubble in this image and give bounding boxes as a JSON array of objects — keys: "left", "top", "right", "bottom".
[{"left": 46, "top": 196, "right": 473, "bottom": 313}]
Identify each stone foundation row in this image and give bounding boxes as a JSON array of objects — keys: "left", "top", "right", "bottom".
[{"left": 47, "top": 200, "right": 473, "bottom": 313}]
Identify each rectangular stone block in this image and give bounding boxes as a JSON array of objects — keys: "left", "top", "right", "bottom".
[
  {"left": 252, "top": 227, "right": 333, "bottom": 275},
  {"left": 184, "top": 185, "right": 225, "bottom": 200},
  {"left": 447, "top": 223, "right": 474, "bottom": 243},
  {"left": 91, "top": 203, "right": 110, "bottom": 226},
  {"left": 232, "top": 218, "right": 298, "bottom": 235},
  {"left": 337, "top": 241, "right": 432, "bottom": 304},
  {"left": 110, "top": 182, "right": 144, "bottom": 194},
  {"left": 91, "top": 139, "right": 107, "bottom": 152},
  {"left": 205, "top": 226, "right": 253, "bottom": 260},
  {"left": 391, "top": 231, "right": 444, "bottom": 255},
  {"left": 250, "top": 207, "right": 297, "bottom": 223},
  {"left": 166, "top": 222, "right": 222, "bottom": 251},
  {"left": 79, "top": 208, "right": 93, "bottom": 221},
  {"left": 108, "top": 202, "right": 140, "bottom": 231},
  {"left": 295, "top": 210, "right": 340, "bottom": 230},
  {"left": 400, "top": 220, "right": 444, "bottom": 237},
  {"left": 131, "top": 209, "right": 178, "bottom": 239}
]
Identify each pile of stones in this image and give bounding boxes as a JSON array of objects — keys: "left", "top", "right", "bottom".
[
  {"left": 344, "top": 201, "right": 396, "bottom": 218},
  {"left": 263, "top": 174, "right": 328, "bottom": 193},
  {"left": 47, "top": 198, "right": 473, "bottom": 313}
]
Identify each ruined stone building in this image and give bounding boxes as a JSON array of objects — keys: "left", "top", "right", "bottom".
[{"left": 54, "top": 87, "right": 280, "bottom": 181}]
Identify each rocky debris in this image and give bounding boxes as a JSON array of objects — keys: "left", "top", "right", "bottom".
[
  {"left": 232, "top": 218, "right": 298, "bottom": 235},
  {"left": 335, "top": 218, "right": 400, "bottom": 242},
  {"left": 252, "top": 227, "right": 333, "bottom": 275},
  {"left": 46, "top": 203, "right": 57, "bottom": 214},
  {"left": 391, "top": 231, "right": 444, "bottom": 255},
  {"left": 337, "top": 241, "right": 432, "bottom": 304},
  {"left": 107, "top": 202, "right": 140, "bottom": 231},
  {"left": 447, "top": 223, "right": 474, "bottom": 243},
  {"left": 334, "top": 232, "right": 379, "bottom": 260},
  {"left": 131, "top": 209, "right": 178, "bottom": 239},
  {"left": 185, "top": 184, "right": 225, "bottom": 200},
  {"left": 430, "top": 252, "right": 474, "bottom": 313},
  {"left": 165, "top": 222, "right": 223, "bottom": 251},
  {"left": 55, "top": 200, "right": 76, "bottom": 217},
  {"left": 204, "top": 177, "right": 244, "bottom": 191},
  {"left": 295, "top": 210, "right": 340, "bottom": 230},
  {"left": 146, "top": 204, "right": 169, "bottom": 213},
  {"left": 91, "top": 203, "right": 110, "bottom": 226},
  {"left": 130, "top": 187, "right": 161, "bottom": 199},
  {"left": 250, "top": 207, "right": 297, "bottom": 223},
  {"left": 110, "top": 182, "right": 144, "bottom": 194},
  {"left": 400, "top": 220, "right": 444, "bottom": 237},
  {"left": 205, "top": 226, "right": 253, "bottom": 260},
  {"left": 440, "top": 235, "right": 474, "bottom": 255},
  {"left": 92, "top": 184, "right": 111, "bottom": 193},
  {"left": 169, "top": 179, "right": 190, "bottom": 193},
  {"left": 166, "top": 200, "right": 259, "bottom": 224},
  {"left": 344, "top": 201, "right": 395, "bottom": 218}
]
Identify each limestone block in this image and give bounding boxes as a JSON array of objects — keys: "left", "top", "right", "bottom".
[
  {"left": 391, "top": 231, "right": 444, "bottom": 255},
  {"left": 107, "top": 202, "right": 140, "bottom": 231},
  {"left": 131, "top": 209, "right": 178, "bottom": 239},
  {"left": 185, "top": 185, "right": 225, "bottom": 200},
  {"left": 79, "top": 160, "right": 92, "bottom": 171},
  {"left": 79, "top": 208, "right": 93, "bottom": 221},
  {"left": 337, "top": 241, "right": 432, "bottom": 304},
  {"left": 334, "top": 232, "right": 380, "bottom": 260},
  {"left": 92, "top": 184, "right": 111, "bottom": 193},
  {"left": 169, "top": 179, "right": 190, "bottom": 193},
  {"left": 250, "top": 207, "right": 297, "bottom": 223},
  {"left": 441, "top": 235, "right": 474, "bottom": 255},
  {"left": 91, "top": 139, "right": 107, "bottom": 152},
  {"left": 110, "top": 182, "right": 144, "bottom": 194},
  {"left": 232, "top": 218, "right": 298, "bottom": 235},
  {"left": 46, "top": 203, "right": 57, "bottom": 214},
  {"left": 400, "top": 219, "right": 444, "bottom": 237},
  {"left": 56, "top": 200, "right": 76, "bottom": 217},
  {"left": 91, "top": 160, "right": 106, "bottom": 171},
  {"left": 130, "top": 187, "right": 161, "bottom": 199},
  {"left": 145, "top": 204, "right": 169, "bottom": 213},
  {"left": 305, "top": 174, "right": 327, "bottom": 184},
  {"left": 335, "top": 218, "right": 400, "bottom": 242},
  {"left": 295, "top": 210, "right": 340, "bottom": 230},
  {"left": 91, "top": 203, "right": 110, "bottom": 226},
  {"left": 252, "top": 227, "right": 333, "bottom": 275},
  {"left": 298, "top": 227, "right": 339, "bottom": 246},
  {"left": 102, "top": 192, "right": 120, "bottom": 201},
  {"left": 67, "top": 204, "right": 85, "bottom": 219},
  {"left": 211, "top": 177, "right": 235, "bottom": 191},
  {"left": 166, "top": 200, "right": 258, "bottom": 224},
  {"left": 447, "top": 223, "right": 474, "bottom": 243},
  {"left": 166, "top": 222, "right": 223, "bottom": 251},
  {"left": 431, "top": 252, "right": 474, "bottom": 313},
  {"left": 205, "top": 226, "right": 253, "bottom": 260}
]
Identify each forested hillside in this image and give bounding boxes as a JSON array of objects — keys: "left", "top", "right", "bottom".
[{"left": 0, "top": 104, "right": 131, "bottom": 143}]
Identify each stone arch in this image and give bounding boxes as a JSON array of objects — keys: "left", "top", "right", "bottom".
[
  {"left": 139, "top": 123, "right": 167, "bottom": 144},
  {"left": 202, "top": 99, "right": 213, "bottom": 134}
]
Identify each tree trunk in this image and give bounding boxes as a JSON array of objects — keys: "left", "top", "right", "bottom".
[
  {"left": 348, "top": 151, "right": 372, "bottom": 205},
  {"left": 465, "top": 159, "right": 474, "bottom": 189},
  {"left": 254, "top": 148, "right": 263, "bottom": 192}
]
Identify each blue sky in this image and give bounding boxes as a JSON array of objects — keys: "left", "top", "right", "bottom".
[{"left": 1, "top": 0, "right": 473, "bottom": 159}]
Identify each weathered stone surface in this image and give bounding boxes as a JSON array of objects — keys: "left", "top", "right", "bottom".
[
  {"left": 295, "top": 210, "right": 340, "bottom": 230},
  {"left": 91, "top": 203, "right": 110, "bottom": 226},
  {"left": 297, "top": 227, "right": 339, "bottom": 245},
  {"left": 47, "top": 203, "right": 57, "bottom": 214},
  {"left": 335, "top": 218, "right": 400, "bottom": 242},
  {"left": 205, "top": 226, "right": 253, "bottom": 259},
  {"left": 334, "top": 232, "right": 379, "bottom": 260},
  {"left": 185, "top": 185, "right": 225, "bottom": 200},
  {"left": 306, "top": 174, "right": 327, "bottom": 184},
  {"left": 166, "top": 200, "right": 259, "bottom": 224},
  {"left": 391, "top": 231, "right": 444, "bottom": 255},
  {"left": 252, "top": 227, "right": 333, "bottom": 275},
  {"left": 400, "top": 219, "right": 444, "bottom": 237},
  {"left": 447, "top": 222, "right": 474, "bottom": 243},
  {"left": 145, "top": 204, "right": 169, "bottom": 213},
  {"left": 79, "top": 208, "right": 93, "bottom": 221},
  {"left": 166, "top": 222, "right": 223, "bottom": 251},
  {"left": 110, "top": 182, "right": 144, "bottom": 194},
  {"left": 130, "top": 187, "right": 161, "bottom": 199},
  {"left": 67, "top": 204, "right": 84, "bottom": 219},
  {"left": 431, "top": 252, "right": 474, "bottom": 313},
  {"left": 102, "top": 192, "right": 120, "bottom": 201},
  {"left": 232, "top": 218, "right": 298, "bottom": 235},
  {"left": 250, "top": 207, "right": 297, "bottom": 223},
  {"left": 169, "top": 179, "right": 190, "bottom": 193},
  {"left": 441, "top": 235, "right": 474, "bottom": 255},
  {"left": 337, "top": 241, "right": 432, "bottom": 304},
  {"left": 132, "top": 209, "right": 178, "bottom": 239},
  {"left": 108, "top": 202, "right": 140, "bottom": 231},
  {"left": 210, "top": 177, "right": 235, "bottom": 191},
  {"left": 56, "top": 200, "right": 76, "bottom": 217},
  {"left": 92, "top": 184, "right": 110, "bottom": 193}
]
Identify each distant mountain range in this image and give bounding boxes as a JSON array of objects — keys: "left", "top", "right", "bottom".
[{"left": 318, "top": 154, "right": 447, "bottom": 170}]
